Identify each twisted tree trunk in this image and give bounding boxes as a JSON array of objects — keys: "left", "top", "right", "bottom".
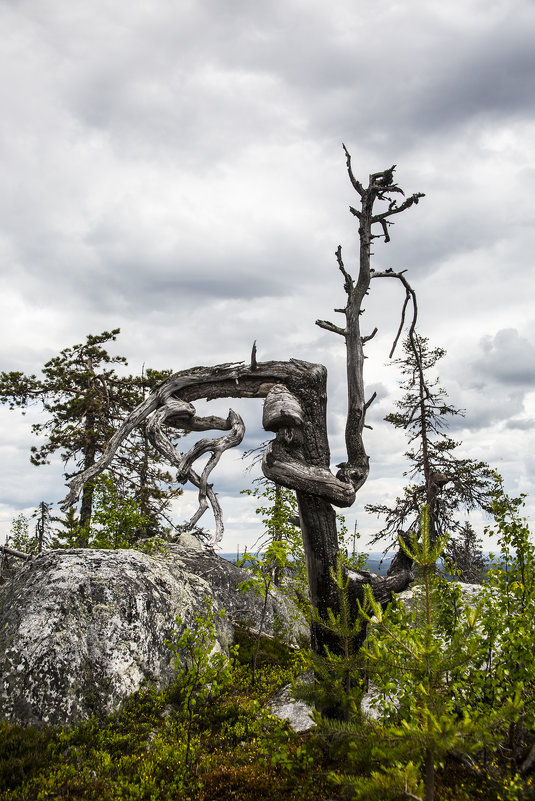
[
  {"left": 62, "top": 356, "right": 411, "bottom": 655},
  {"left": 62, "top": 150, "right": 423, "bottom": 658}
]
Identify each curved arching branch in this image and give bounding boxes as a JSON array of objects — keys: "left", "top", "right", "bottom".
[
  {"left": 62, "top": 391, "right": 162, "bottom": 508},
  {"left": 147, "top": 400, "right": 245, "bottom": 546},
  {"left": 61, "top": 359, "right": 354, "bottom": 545},
  {"left": 371, "top": 269, "right": 430, "bottom": 400},
  {"left": 186, "top": 467, "right": 223, "bottom": 541},
  {"left": 371, "top": 269, "right": 418, "bottom": 358},
  {"left": 262, "top": 441, "right": 355, "bottom": 507}
]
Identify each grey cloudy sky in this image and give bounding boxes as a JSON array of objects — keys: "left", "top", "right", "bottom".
[{"left": 1, "top": 0, "right": 535, "bottom": 551}]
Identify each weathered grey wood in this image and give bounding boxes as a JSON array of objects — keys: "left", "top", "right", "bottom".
[
  {"left": 0, "top": 544, "right": 31, "bottom": 561},
  {"left": 262, "top": 384, "right": 304, "bottom": 431},
  {"left": 61, "top": 356, "right": 363, "bottom": 651},
  {"left": 61, "top": 151, "right": 424, "bottom": 661},
  {"left": 146, "top": 398, "right": 246, "bottom": 545},
  {"left": 316, "top": 151, "right": 424, "bottom": 498},
  {"left": 262, "top": 441, "right": 355, "bottom": 507}
]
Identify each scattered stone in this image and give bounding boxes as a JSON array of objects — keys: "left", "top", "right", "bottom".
[{"left": 269, "top": 679, "right": 315, "bottom": 733}]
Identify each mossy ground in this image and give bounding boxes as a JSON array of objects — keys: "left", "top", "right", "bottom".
[{"left": 0, "top": 630, "right": 531, "bottom": 801}]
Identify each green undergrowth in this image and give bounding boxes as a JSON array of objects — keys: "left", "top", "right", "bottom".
[
  {"left": 0, "top": 629, "right": 521, "bottom": 801},
  {"left": 0, "top": 629, "right": 329, "bottom": 801},
  {"left": 3, "top": 494, "right": 535, "bottom": 801}
]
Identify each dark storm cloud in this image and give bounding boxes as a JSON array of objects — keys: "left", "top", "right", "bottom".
[
  {"left": 46, "top": 3, "right": 302, "bottom": 167},
  {"left": 196, "top": 0, "right": 535, "bottom": 151},
  {"left": 43, "top": 0, "right": 535, "bottom": 167},
  {"left": 414, "top": 21, "right": 535, "bottom": 131},
  {"left": 81, "top": 265, "right": 289, "bottom": 313}
]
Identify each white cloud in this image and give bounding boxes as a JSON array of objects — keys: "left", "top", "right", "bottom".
[{"left": 1, "top": 0, "right": 535, "bottom": 550}]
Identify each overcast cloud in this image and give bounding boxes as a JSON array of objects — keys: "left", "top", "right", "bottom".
[{"left": 1, "top": 0, "right": 534, "bottom": 551}]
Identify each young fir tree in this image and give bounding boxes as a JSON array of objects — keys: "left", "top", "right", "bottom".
[
  {"left": 366, "top": 333, "right": 494, "bottom": 562},
  {"left": 84, "top": 473, "right": 153, "bottom": 549},
  {"left": 325, "top": 506, "right": 518, "bottom": 801},
  {"left": 238, "top": 482, "right": 309, "bottom": 681},
  {"left": 114, "top": 366, "right": 182, "bottom": 539},
  {"left": 6, "top": 513, "right": 35, "bottom": 555},
  {"left": 166, "top": 596, "right": 237, "bottom": 770},
  {"left": 444, "top": 521, "right": 486, "bottom": 583},
  {"left": 0, "top": 331, "right": 178, "bottom": 545},
  {"left": 6, "top": 503, "right": 54, "bottom": 555},
  {"left": 238, "top": 538, "right": 293, "bottom": 685},
  {"left": 295, "top": 557, "right": 369, "bottom": 723},
  {"left": 32, "top": 501, "right": 52, "bottom": 551},
  {"left": 241, "top": 482, "right": 305, "bottom": 588}
]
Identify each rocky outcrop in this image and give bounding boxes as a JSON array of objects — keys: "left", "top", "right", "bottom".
[{"left": 0, "top": 540, "right": 306, "bottom": 727}]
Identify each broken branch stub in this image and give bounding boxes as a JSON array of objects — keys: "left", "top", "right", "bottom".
[{"left": 262, "top": 384, "right": 305, "bottom": 431}]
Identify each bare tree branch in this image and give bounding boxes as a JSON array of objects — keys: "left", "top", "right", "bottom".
[
  {"left": 335, "top": 245, "right": 354, "bottom": 294},
  {"left": 371, "top": 270, "right": 418, "bottom": 358},
  {"left": 316, "top": 319, "right": 346, "bottom": 337},
  {"left": 371, "top": 269, "right": 430, "bottom": 400},
  {"left": 0, "top": 544, "right": 32, "bottom": 561},
  {"left": 372, "top": 191, "right": 426, "bottom": 225},
  {"left": 364, "top": 391, "right": 377, "bottom": 412},
  {"left": 362, "top": 327, "right": 378, "bottom": 344},
  {"left": 145, "top": 398, "right": 245, "bottom": 546},
  {"left": 342, "top": 143, "right": 365, "bottom": 196}
]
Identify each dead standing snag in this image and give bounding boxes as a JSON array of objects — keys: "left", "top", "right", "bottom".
[{"left": 62, "top": 150, "right": 424, "bottom": 659}]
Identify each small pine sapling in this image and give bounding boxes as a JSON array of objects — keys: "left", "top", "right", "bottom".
[
  {"left": 295, "top": 557, "right": 369, "bottom": 723},
  {"left": 237, "top": 538, "right": 290, "bottom": 685},
  {"left": 458, "top": 476, "right": 535, "bottom": 773},
  {"left": 353, "top": 505, "right": 519, "bottom": 801}
]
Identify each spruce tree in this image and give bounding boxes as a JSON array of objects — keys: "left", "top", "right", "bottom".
[
  {"left": 366, "top": 333, "right": 494, "bottom": 555},
  {"left": 443, "top": 521, "right": 486, "bottom": 582},
  {"left": 241, "top": 482, "right": 304, "bottom": 588}
]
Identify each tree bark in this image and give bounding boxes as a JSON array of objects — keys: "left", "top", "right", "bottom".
[
  {"left": 62, "top": 151, "right": 423, "bottom": 660},
  {"left": 62, "top": 357, "right": 413, "bottom": 657}
]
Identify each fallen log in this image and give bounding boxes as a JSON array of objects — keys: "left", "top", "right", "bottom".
[{"left": 0, "top": 544, "right": 32, "bottom": 561}]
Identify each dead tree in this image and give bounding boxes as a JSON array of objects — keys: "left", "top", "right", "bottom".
[{"left": 62, "top": 148, "right": 424, "bottom": 657}]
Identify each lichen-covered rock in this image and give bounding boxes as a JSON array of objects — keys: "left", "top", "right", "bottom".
[
  {"left": 395, "top": 580, "right": 483, "bottom": 613},
  {"left": 269, "top": 674, "right": 315, "bottom": 733},
  {"left": 0, "top": 543, "right": 306, "bottom": 727}
]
